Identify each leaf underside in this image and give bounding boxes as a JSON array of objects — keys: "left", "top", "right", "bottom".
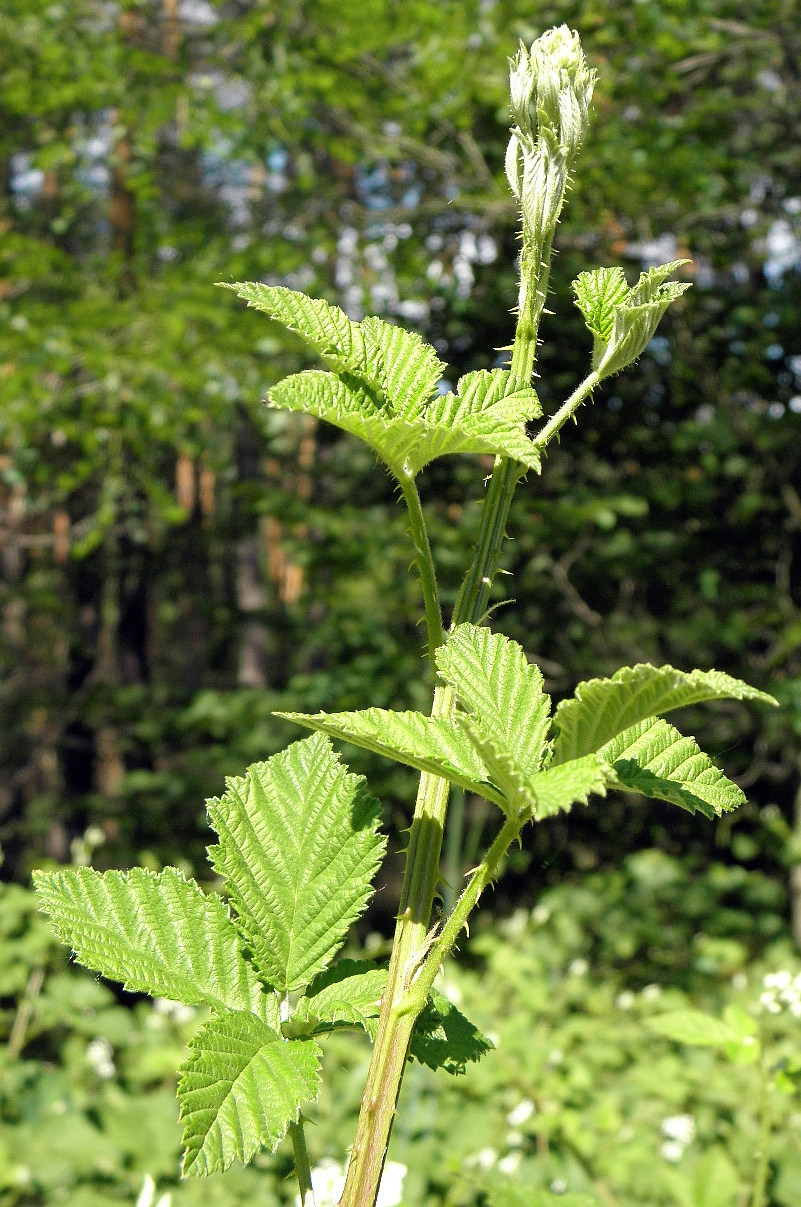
[
  {"left": 179, "top": 1010, "right": 320, "bottom": 1176},
  {"left": 207, "top": 732, "right": 385, "bottom": 993},
  {"left": 552, "top": 661, "right": 776, "bottom": 764},
  {"left": 601, "top": 717, "right": 745, "bottom": 818},
  {"left": 33, "top": 866, "right": 265, "bottom": 1016}
]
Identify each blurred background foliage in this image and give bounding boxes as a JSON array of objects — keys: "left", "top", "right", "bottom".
[{"left": 2, "top": 0, "right": 801, "bottom": 1200}]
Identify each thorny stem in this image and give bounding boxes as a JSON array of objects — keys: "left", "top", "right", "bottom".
[
  {"left": 397, "top": 469, "right": 445, "bottom": 665},
  {"left": 533, "top": 369, "right": 601, "bottom": 449},
  {"left": 339, "top": 212, "right": 545, "bottom": 1207},
  {"left": 289, "top": 1119, "right": 317, "bottom": 1207},
  {"left": 749, "top": 1050, "right": 773, "bottom": 1207}
]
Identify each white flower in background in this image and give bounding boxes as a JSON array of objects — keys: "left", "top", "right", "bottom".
[
  {"left": 376, "top": 1161, "right": 406, "bottom": 1207},
  {"left": 759, "top": 969, "right": 801, "bottom": 1015},
  {"left": 498, "top": 1152, "right": 522, "bottom": 1176},
  {"left": 85, "top": 1037, "right": 115, "bottom": 1079},
  {"left": 660, "top": 1140, "right": 684, "bottom": 1163},
  {"left": 152, "top": 997, "right": 197, "bottom": 1024},
  {"left": 506, "top": 1097, "right": 536, "bottom": 1127},
  {"left": 531, "top": 903, "right": 551, "bottom": 925},
  {"left": 136, "top": 1174, "right": 172, "bottom": 1207},
  {"left": 732, "top": 971, "right": 748, "bottom": 990},
  {"left": 302, "top": 1159, "right": 405, "bottom": 1207},
  {"left": 661, "top": 1114, "right": 695, "bottom": 1145},
  {"left": 641, "top": 983, "right": 662, "bottom": 1002},
  {"left": 568, "top": 958, "right": 588, "bottom": 977},
  {"left": 465, "top": 1148, "right": 498, "bottom": 1171},
  {"left": 615, "top": 991, "right": 635, "bottom": 1011},
  {"left": 550, "top": 1178, "right": 568, "bottom": 1194},
  {"left": 505, "top": 1131, "right": 524, "bottom": 1148}
]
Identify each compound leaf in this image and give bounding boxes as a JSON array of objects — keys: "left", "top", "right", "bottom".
[
  {"left": 275, "top": 707, "right": 501, "bottom": 804},
  {"left": 33, "top": 866, "right": 265, "bottom": 1015},
  {"left": 553, "top": 662, "right": 776, "bottom": 764},
  {"left": 411, "top": 989, "right": 493, "bottom": 1076},
  {"left": 436, "top": 625, "right": 552, "bottom": 781},
  {"left": 178, "top": 1010, "right": 320, "bottom": 1176},
  {"left": 288, "top": 959, "right": 387, "bottom": 1038},
  {"left": 601, "top": 717, "right": 745, "bottom": 818},
  {"left": 207, "top": 734, "right": 385, "bottom": 992}
]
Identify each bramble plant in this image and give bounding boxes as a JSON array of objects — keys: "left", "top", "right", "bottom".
[{"left": 34, "top": 27, "right": 777, "bottom": 1207}]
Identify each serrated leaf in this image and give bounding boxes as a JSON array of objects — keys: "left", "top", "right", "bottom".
[
  {"left": 436, "top": 625, "right": 552, "bottom": 781},
  {"left": 269, "top": 369, "right": 541, "bottom": 478},
  {"left": 275, "top": 707, "right": 502, "bottom": 805},
  {"left": 361, "top": 315, "right": 445, "bottom": 418},
  {"left": 601, "top": 717, "right": 745, "bottom": 817},
  {"left": 572, "top": 260, "right": 691, "bottom": 379},
  {"left": 572, "top": 265, "right": 629, "bottom": 343},
  {"left": 411, "top": 989, "right": 493, "bottom": 1075},
  {"left": 219, "top": 282, "right": 376, "bottom": 382},
  {"left": 207, "top": 734, "right": 385, "bottom": 992},
  {"left": 33, "top": 866, "right": 265, "bottom": 1015},
  {"left": 178, "top": 1011, "right": 320, "bottom": 1176},
  {"left": 553, "top": 661, "right": 776, "bottom": 764},
  {"left": 288, "top": 960, "right": 387, "bottom": 1038},
  {"left": 458, "top": 714, "right": 612, "bottom": 820}
]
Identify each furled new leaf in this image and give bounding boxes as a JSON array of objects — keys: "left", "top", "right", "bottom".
[
  {"left": 600, "top": 717, "right": 746, "bottom": 818},
  {"left": 178, "top": 1010, "right": 320, "bottom": 1176},
  {"left": 275, "top": 706, "right": 502, "bottom": 804},
  {"left": 288, "top": 960, "right": 387, "bottom": 1038},
  {"left": 436, "top": 624, "right": 552, "bottom": 780},
  {"left": 410, "top": 989, "right": 494, "bottom": 1076},
  {"left": 572, "top": 260, "right": 691, "bottom": 379},
  {"left": 33, "top": 866, "right": 265, "bottom": 1016},
  {"left": 552, "top": 661, "right": 776, "bottom": 764},
  {"left": 207, "top": 734, "right": 385, "bottom": 993}
]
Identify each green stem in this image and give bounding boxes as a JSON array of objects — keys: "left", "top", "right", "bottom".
[
  {"left": 749, "top": 1053, "right": 773, "bottom": 1207},
  {"left": 532, "top": 370, "right": 601, "bottom": 450},
  {"left": 397, "top": 469, "right": 444, "bottom": 664},
  {"left": 289, "top": 1119, "right": 317, "bottom": 1207},
  {"left": 408, "top": 814, "right": 522, "bottom": 1011},
  {"left": 339, "top": 138, "right": 550, "bottom": 1207}
]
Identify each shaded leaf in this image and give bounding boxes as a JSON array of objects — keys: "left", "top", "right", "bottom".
[
  {"left": 288, "top": 959, "right": 387, "bottom": 1038},
  {"left": 411, "top": 989, "right": 493, "bottom": 1075}
]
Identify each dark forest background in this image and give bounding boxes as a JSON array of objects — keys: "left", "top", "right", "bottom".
[{"left": 2, "top": 0, "right": 801, "bottom": 935}]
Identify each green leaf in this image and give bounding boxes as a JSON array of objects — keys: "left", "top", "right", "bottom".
[
  {"left": 269, "top": 368, "right": 541, "bottom": 479},
  {"left": 33, "top": 867, "right": 265, "bottom": 1015},
  {"left": 360, "top": 315, "right": 445, "bottom": 418},
  {"left": 572, "top": 265, "right": 629, "bottom": 346},
  {"left": 645, "top": 1009, "right": 745, "bottom": 1047},
  {"left": 275, "top": 707, "right": 502, "bottom": 804},
  {"left": 552, "top": 661, "right": 776, "bottom": 764},
  {"left": 178, "top": 1010, "right": 320, "bottom": 1176},
  {"left": 572, "top": 260, "right": 691, "bottom": 378},
  {"left": 436, "top": 625, "right": 552, "bottom": 781},
  {"left": 410, "top": 989, "right": 493, "bottom": 1075},
  {"left": 288, "top": 959, "right": 387, "bottom": 1038},
  {"left": 601, "top": 718, "right": 746, "bottom": 818},
  {"left": 458, "top": 715, "right": 612, "bottom": 820},
  {"left": 218, "top": 282, "right": 376, "bottom": 382},
  {"left": 207, "top": 734, "right": 385, "bottom": 992}
]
